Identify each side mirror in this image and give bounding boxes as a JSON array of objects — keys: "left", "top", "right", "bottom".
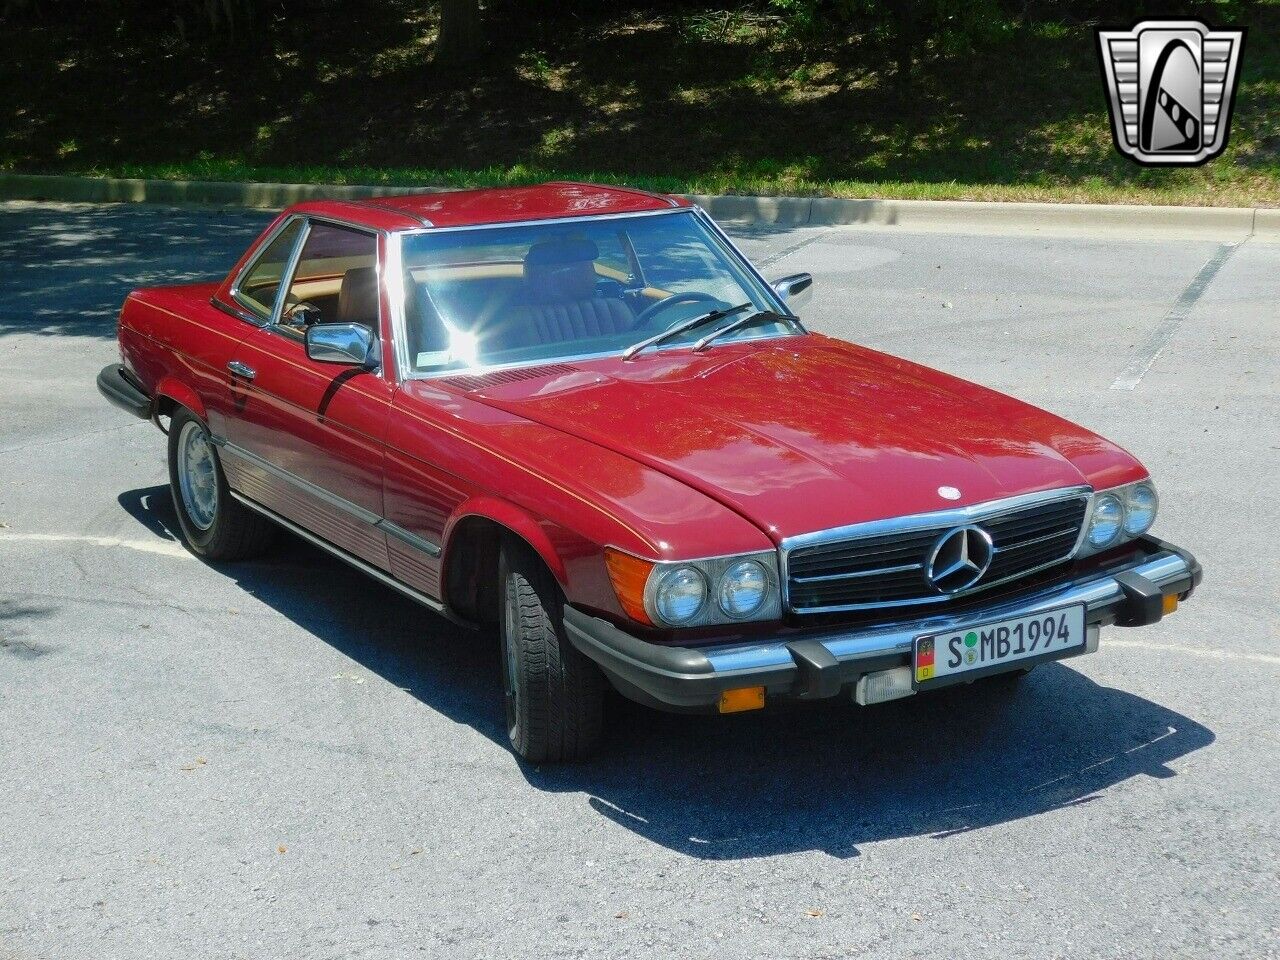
[
  {"left": 305, "top": 322, "right": 378, "bottom": 369},
  {"left": 771, "top": 272, "right": 814, "bottom": 313}
]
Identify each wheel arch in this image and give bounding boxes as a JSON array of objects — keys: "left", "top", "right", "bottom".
[
  {"left": 440, "top": 498, "right": 568, "bottom": 629},
  {"left": 153, "top": 375, "right": 207, "bottom": 424}
]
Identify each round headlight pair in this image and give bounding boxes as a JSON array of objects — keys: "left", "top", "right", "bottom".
[
  {"left": 653, "top": 560, "right": 769, "bottom": 625},
  {"left": 1087, "top": 482, "right": 1158, "bottom": 548},
  {"left": 653, "top": 566, "right": 707, "bottom": 624}
]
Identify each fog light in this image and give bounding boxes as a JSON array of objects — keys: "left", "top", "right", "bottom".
[
  {"left": 854, "top": 667, "right": 915, "bottom": 706},
  {"left": 718, "top": 686, "right": 765, "bottom": 713},
  {"left": 1162, "top": 594, "right": 1179, "bottom": 615}
]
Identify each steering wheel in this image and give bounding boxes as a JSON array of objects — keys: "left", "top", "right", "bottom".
[
  {"left": 632, "top": 291, "right": 723, "bottom": 331},
  {"left": 284, "top": 301, "right": 323, "bottom": 328}
]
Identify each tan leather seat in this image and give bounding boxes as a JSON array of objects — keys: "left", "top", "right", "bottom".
[
  {"left": 337, "top": 266, "right": 379, "bottom": 326},
  {"left": 499, "top": 239, "right": 633, "bottom": 348}
]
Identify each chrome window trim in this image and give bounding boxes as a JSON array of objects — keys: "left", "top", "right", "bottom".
[
  {"left": 779, "top": 485, "right": 1094, "bottom": 615},
  {"left": 268, "top": 217, "right": 312, "bottom": 325},
  {"left": 265, "top": 216, "right": 387, "bottom": 372},
  {"left": 400, "top": 332, "right": 807, "bottom": 384},
  {"left": 298, "top": 212, "right": 398, "bottom": 236},
  {"left": 388, "top": 207, "right": 804, "bottom": 383},
  {"left": 213, "top": 297, "right": 263, "bottom": 327},
  {"left": 394, "top": 206, "right": 688, "bottom": 239},
  {"left": 227, "top": 215, "right": 306, "bottom": 326},
  {"left": 385, "top": 229, "right": 411, "bottom": 384},
  {"left": 691, "top": 206, "right": 799, "bottom": 323}
]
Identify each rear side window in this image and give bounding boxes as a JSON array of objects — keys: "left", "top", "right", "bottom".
[{"left": 235, "top": 220, "right": 303, "bottom": 319}]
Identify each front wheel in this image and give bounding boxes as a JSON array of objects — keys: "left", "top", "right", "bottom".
[
  {"left": 167, "top": 407, "right": 275, "bottom": 560},
  {"left": 498, "top": 538, "right": 605, "bottom": 762}
]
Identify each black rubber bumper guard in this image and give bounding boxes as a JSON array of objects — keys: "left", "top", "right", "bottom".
[
  {"left": 96, "top": 363, "right": 152, "bottom": 420},
  {"left": 562, "top": 537, "right": 1202, "bottom": 712}
]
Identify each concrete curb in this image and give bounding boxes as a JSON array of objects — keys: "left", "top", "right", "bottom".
[
  {"left": 2, "top": 172, "right": 1275, "bottom": 240},
  {"left": 0, "top": 173, "right": 442, "bottom": 208}
]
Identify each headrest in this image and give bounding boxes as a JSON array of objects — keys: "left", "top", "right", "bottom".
[
  {"left": 338, "top": 266, "right": 379, "bottom": 325},
  {"left": 524, "top": 237, "right": 599, "bottom": 266},
  {"left": 523, "top": 238, "right": 598, "bottom": 303}
]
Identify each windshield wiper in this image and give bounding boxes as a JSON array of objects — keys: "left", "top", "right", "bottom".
[
  {"left": 691, "top": 310, "right": 790, "bottom": 352},
  {"left": 621, "top": 302, "right": 753, "bottom": 361}
]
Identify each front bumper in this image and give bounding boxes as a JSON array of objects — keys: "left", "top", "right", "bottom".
[{"left": 563, "top": 536, "right": 1201, "bottom": 712}]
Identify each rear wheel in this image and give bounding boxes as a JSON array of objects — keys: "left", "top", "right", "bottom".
[
  {"left": 167, "top": 408, "right": 275, "bottom": 560},
  {"left": 498, "top": 538, "right": 604, "bottom": 762}
]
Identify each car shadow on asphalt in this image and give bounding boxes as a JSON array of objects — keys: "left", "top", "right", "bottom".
[{"left": 122, "top": 484, "right": 1217, "bottom": 862}]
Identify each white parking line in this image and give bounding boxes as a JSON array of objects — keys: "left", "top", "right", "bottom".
[
  {"left": 3, "top": 531, "right": 1274, "bottom": 670},
  {"left": 1110, "top": 241, "right": 1241, "bottom": 390},
  {"left": 0, "top": 531, "right": 192, "bottom": 559},
  {"left": 1105, "top": 638, "right": 1280, "bottom": 667}
]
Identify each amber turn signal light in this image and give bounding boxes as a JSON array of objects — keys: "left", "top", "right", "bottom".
[
  {"left": 1162, "top": 594, "right": 1179, "bottom": 615},
  {"left": 718, "top": 686, "right": 765, "bottom": 714},
  {"left": 604, "top": 548, "right": 655, "bottom": 626}
]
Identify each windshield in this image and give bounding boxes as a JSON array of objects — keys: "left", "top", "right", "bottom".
[{"left": 398, "top": 210, "right": 797, "bottom": 373}]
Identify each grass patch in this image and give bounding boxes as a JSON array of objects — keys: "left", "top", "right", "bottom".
[
  {"left": 2, "top": 5, "right": 1278, "bottom": 206},
  {"left": 39, "top": 158, "right": 1280, "bottom": 207}
]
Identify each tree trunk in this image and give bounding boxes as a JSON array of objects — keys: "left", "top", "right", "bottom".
[{"left": 436, "top": 0, "right": 483, "bottom": 66}]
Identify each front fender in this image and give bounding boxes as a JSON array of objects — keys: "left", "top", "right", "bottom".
[{"left": 443, "top": 495, "right": 569, "bottom": 586}]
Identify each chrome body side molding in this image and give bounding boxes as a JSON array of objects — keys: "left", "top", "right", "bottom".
[
  {"left": 379, "top": 520, "right": 443, "bottom": 558},
  {"left": 229, "top": 492, "right": 446, "bottom": 613},
  {"left": 213, "top": 436, "right": 442, "bottom": 558}
]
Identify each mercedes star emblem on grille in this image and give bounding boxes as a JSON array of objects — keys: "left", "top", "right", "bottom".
[{"left": 925, "top": 525, "right": 994, "bottom": 594}]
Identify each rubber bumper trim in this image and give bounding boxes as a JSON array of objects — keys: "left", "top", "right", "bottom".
[
  {"left": 562, "top": 606, "right": 799, "bottom": 709},
  {"left": 96, "top": 363, "right": 152, "bottom": 419}
]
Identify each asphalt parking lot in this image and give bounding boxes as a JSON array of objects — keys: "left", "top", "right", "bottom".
[{"left": 1, "top": 200, "right": 1277, "bottom": 960}]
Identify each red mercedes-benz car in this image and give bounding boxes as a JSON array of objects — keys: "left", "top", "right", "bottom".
[{"left": 98, "top": 182, "right": 1200, "bottom": 761}]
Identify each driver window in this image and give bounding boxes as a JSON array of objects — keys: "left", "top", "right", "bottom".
[{"left": 278, "top": 222, "right": 378, "bottom": 338}]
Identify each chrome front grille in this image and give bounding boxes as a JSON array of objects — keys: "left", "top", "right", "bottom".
[{"left": 783, "top": 489, "right": 1091, "bottom": 613}]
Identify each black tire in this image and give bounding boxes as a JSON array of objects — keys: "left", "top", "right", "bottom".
[
  {"left": 498, "top": 537, "right": 605, "bottom": 762},
  {"left": 167, "top": 407, "right": 275, "bottom": 561}
]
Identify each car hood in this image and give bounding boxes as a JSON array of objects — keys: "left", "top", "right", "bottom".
[{"left": 449, "top": 335, "right": 1145, "bottom": 542}]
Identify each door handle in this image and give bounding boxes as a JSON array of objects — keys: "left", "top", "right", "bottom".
[{"left": 227, "top": 360, "right": 256, "bottom": 380}]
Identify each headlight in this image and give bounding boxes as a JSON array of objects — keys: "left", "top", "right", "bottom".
[
  {"left": 1087, "top": 493, "right": 1124, "bottom": 548},
  {"left": 717, "top": 560, "right": 768, "bottom": 618},
  {"left": 605, "top": 548, "right": 782, "bottom": 628},
  {"left": 1122, "top": 482, "right": 1158, "bottom": 536},
  {"left": 1077, "top": 478, "right": 1159, "bottom": 557},
  {"left": 653, "top": 566, "right": 707, "bottom": 625}
]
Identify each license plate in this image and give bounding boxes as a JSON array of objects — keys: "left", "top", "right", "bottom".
[{"left": 913, "top": 604, "right": 1085, "bottom": 688}]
